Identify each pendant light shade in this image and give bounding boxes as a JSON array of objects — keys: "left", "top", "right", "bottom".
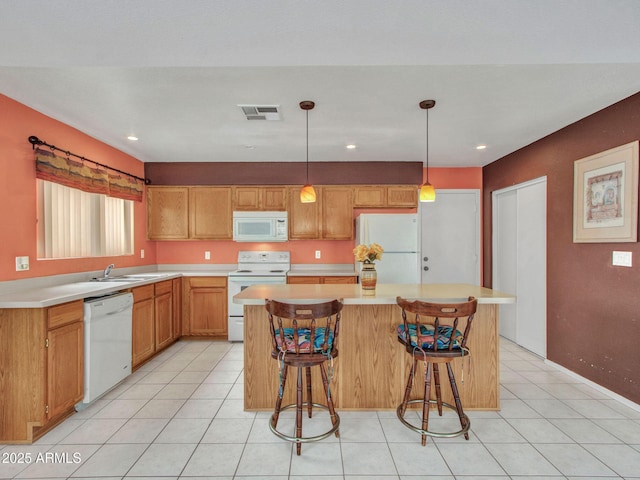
[
  {"left": 419, "top": 99, "right": 436, "bottom": 203},
  {"left": 419, "top": 182, "right": 436, "bottom": 202},
  {"left": 299, "top": 100, "right": 316, "bottom": 203},
  {"left": 300, "top": 184, "right": 317, "bottom": 203}
]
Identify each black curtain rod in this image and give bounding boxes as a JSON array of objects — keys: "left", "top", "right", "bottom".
[{"left": 28, "top": 135, "right": 149, "bottom": 184}]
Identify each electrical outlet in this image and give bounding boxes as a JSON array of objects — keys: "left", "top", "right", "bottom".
[
  {"left": 140, "top": 249, "right": 145, "bottom": 259},
  {"left": 612, "top": 251, "right": 632, "bottom": 267},
  {"left": 315, "top": 250, "right": 321, "bottom": 259},
  {"left": 205, "top": 251, "right": 211, "bottom": 260},
  {"left": 15, "top": 256, "right": 29, "bottom": 271}
]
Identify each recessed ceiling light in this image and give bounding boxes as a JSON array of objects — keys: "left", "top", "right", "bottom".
[
  {"left": 476, "top": 144, "right": 487, "bottom": 150},
  {"left": 127, "top": 135, "right": 138, "bottom": 141},
  {"left": 346, "top": 144, "right": 357, "bottom": 149}
]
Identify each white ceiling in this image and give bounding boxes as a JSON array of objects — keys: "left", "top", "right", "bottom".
[{"left": 1, "top": 0, "right": 640, "bottom": 167}]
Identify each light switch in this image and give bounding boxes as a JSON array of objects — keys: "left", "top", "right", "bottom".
[
  {"left": 612, "top": 251, "right": 632, "bottom": 267},
  {"left": 140, "top": 249, "right": 145, "bottom": 259},
  {"left": 315, "top": 250, "right": 321, "bottom": 259}
]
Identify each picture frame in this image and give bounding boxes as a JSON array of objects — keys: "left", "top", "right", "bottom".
[{"left": 573, "top": 141, "right": 639, "bottom": 243}]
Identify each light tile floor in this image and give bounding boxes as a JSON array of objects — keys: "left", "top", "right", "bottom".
[{"left": 2, "top": 338, "right": 640, "bottom": 479}]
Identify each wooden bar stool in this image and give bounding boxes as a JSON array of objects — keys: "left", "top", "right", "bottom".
[
  {"left": 265, "top": 298, "right": 343, "bottom": 455},
  {"left": 395, "top": 296, "right": 477, "bottom": 445}
]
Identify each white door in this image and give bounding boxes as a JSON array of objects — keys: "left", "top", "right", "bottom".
[
  {"left": 420, "top": 190, "right": 480, "bottom": 285},
  {"left": 493, "top": 177, "right": 547, "bottom": 357}
]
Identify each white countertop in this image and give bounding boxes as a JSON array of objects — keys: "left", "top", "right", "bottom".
[
  {"left": 0, "top": 270, "right": 231, "bottom": 308},
  {"left": 233, "top": 283, "right": 515, "bottom": 306}
]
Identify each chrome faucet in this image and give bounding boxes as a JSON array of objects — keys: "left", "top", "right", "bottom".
[{"left": 104, "top": 264, "right": 115, "bottom": 279}]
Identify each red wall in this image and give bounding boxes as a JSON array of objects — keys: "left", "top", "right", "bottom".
[
  {"left": 0, "top": 92, "right": 482, "bottom": 280},
  {"left": 0, "top": 94, "right": 156, "bottom": 281},
  {"left": 483, "top": 91, "right": 640, "bottom": 404}
]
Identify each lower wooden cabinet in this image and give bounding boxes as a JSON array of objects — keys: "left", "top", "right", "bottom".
[
  {"left": 0, "top": 300, "right": 84, "bottom": 444},
  {"left": 172, "top": 277, "right": 182, "bottom": 341},
  {"left": 132, "top": 280, "right": 176, "bottom": 369},
  {"left": 183, "top": 277, "right": 228, "bottom": 337},
  {"left": 132, "top": 285, "right": 156, "bottom": 368},
  {"left": 287, "top": 275, "right": 357, "bottom": 284},
  {"left": 154, "top": 280, "right": 174, "bottom": 351}
]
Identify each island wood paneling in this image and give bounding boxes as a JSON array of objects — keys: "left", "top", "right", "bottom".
[{"left": 244, "top": 303, "right": 499, "bottom": 411}]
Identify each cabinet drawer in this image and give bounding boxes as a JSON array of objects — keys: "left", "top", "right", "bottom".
[
  {"left": 132, "top": 284, "right": 155, "bottom": 302},
  {"left": 47, "top": 300, "right": 83, "bottom": 329},
  {"left": 154, "top": 280, "right": 173, "bottom": 296},
  {"left": 187, "top": 277, "right": 227, "bottom": 288}
]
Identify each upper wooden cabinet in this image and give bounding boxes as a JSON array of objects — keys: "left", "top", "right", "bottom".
[
  {"left": 288, "top": 186, "right": 354, "bottom": 240},
  {"left": 189, "top": 187, "right": 232, "bottom": 239},
  {"left": 321, "top": 186, "right": 354, "bottom": 240},
  {"left": 148, "top": 184, "right": 415, "bottom": 241},
  {"left": 147, "top": 186, "right": 232, "bottom": 240},
  {"left": 354, "top": 185, "right": 418, "bottom": 208},
  {"left": 147, "top": 187, "right": 189, "bottom": 239},
  {"left": 233, "top": 186, "right": 287, "bottom": 211}
]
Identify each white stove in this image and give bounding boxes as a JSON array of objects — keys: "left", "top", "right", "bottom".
[{"left": 227, "top": 251, "right": 290, "bottom": 341}]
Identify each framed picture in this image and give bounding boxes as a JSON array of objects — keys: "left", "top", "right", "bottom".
[{"left": 573, "top": 141, "right": 639, "bottom": 243}]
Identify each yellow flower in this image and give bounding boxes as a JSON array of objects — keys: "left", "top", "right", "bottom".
[{"left": 353, "top": 243, "right": 384, "bottom": 263}]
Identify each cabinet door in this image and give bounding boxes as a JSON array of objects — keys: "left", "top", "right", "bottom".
[
  {"left": 172, "top": 277, "right": 182, "bottom": 339},
  {"left": 190, "top": 187, "right": 233, "bottom": 239},
  {"left": 147, "top": 187, "right": 190, "bottom": 240},
  {"left": 154, "top": 282, "right": 173, "bottom": 351},
  {"left": 288, "top": 187, "right": 320, "bottom": 239},
  {"left": 321, "top": 186, "right": 354, "bottom": 240},
  {"left": 47, "top": 321, "right": 83, "bottom": 420},
  {"left": 184, "top": 277, "right": 228, "bottom": 337},
  {"left": 387, "top": 186, "right": 418, "bottom": 207},
  {"left": 132, "top": 297, "right": 155, "bottom": 368},
  {"left": 354, "top": 186, "right": 386, "bottom": 207},
  {"left": 262, "top": 187, "right": 287, "bottom": 210},
  {"left": 234, "top": 187, "right": 261, "bottom": 210}
]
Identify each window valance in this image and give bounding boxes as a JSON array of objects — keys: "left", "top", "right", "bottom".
[{"left": 34, "top": 147, "right": 144, "bottom": 202}]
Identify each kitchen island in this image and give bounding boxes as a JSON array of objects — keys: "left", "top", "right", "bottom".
[{"left": 234, "top": 283, "right": 515, "bottom": 411}]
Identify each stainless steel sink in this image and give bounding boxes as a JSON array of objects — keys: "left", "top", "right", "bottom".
[{"left": 90, "top": 277, "right": 136, "bottom": 283}]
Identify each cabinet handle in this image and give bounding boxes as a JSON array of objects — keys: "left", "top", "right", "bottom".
[
  {"left": 423, "top": 256, "right": 429, "bottom": 262},
  {"left": 423, "top": 266, "right": 429, "bottom": 271}
]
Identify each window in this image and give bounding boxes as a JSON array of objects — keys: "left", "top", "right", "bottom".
[{"left": 37, "top": 180, "right": 134, "bottom": 259}]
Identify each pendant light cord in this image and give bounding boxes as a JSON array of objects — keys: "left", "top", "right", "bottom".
[
  {"left": 306, "top": 108, "right": 309, "bottom": 184},
  {"left": 425, "top": 106, "right": 429, "bottom": 184}
]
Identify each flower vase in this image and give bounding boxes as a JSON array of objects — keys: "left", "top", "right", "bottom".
[{"left": 360, "top": 263, "right": 377, "bottom": 294}]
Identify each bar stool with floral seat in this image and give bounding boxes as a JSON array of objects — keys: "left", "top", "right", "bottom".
[
  {"left": 395, "top": 295, "right": 477, "bottom": 445},
  {"left": 265, "top": 298, "right": 343, "bottom": 455}
]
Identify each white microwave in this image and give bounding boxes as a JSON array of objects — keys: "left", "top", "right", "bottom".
[{"left": 233, "top": 211, "right": 288, "bottom": 242}]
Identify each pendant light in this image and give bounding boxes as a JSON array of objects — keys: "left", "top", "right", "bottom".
[
  {"left": 299, "top": 100, "right": 316, "bottom": 203},
  {"left": 419, "top": 99, "right": 436, "bottom": 202}
]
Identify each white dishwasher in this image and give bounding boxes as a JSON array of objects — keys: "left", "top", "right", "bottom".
[{"left": 77, "top": 291, "right": 133, "bottom": 408}]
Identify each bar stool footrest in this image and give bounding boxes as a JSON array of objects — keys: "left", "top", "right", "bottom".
[
  {"left": 397, "top": 399, "right": 470, "bottom": 438},
  {"left": 270, "top": 402, "right": 340, "bottom": 443}
]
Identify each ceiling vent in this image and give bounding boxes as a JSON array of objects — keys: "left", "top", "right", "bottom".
[{"left": 238, "top": 105, "right": 282, "bottom": 121}]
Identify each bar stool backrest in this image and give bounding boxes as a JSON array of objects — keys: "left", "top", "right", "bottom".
[
  {"left": 265, "top": 299, "right": 343, "bottom": 355},
  {"left": 396, "top": 296, "right": 477, "bottom": 352}
]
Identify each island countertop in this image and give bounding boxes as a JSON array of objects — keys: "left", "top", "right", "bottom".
[
  {"left": 233, "top": 282, "right": 515, "bottom": 305},
  {"left": 240, "top": 283, "right": 514, "bottom": 412}
]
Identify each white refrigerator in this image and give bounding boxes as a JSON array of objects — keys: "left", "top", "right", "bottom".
[{"left": 355, "top": 214, "right": 420, "bottom": 284}]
